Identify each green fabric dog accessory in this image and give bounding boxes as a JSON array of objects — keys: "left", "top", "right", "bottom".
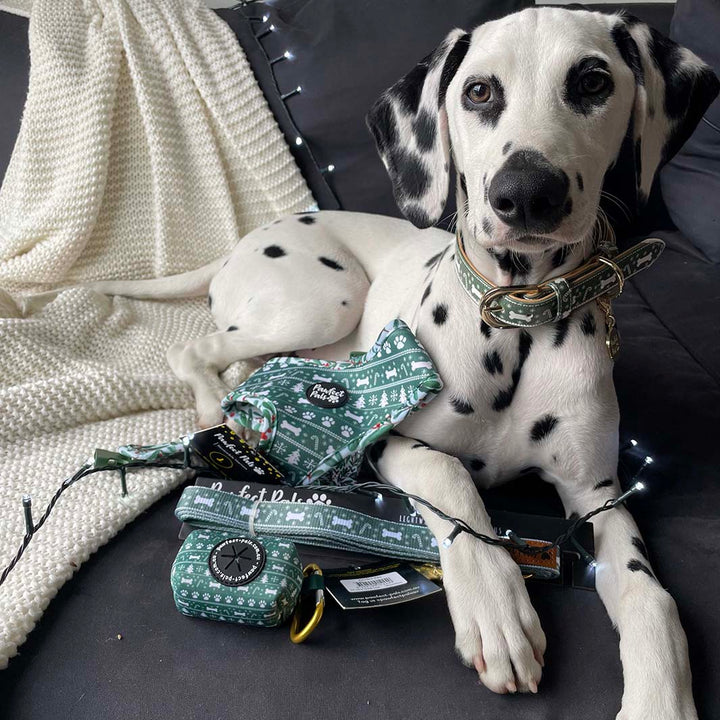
[
  {"left": 170, "top": 529, "right": 303, "bottom": 627},
  {"left": 221, "top": 319, "right": 443, "bottom": 486}
]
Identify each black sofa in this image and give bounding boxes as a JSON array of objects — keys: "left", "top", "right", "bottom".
[{"left": 2, "top": 3, "right": 720, "bottom": 720}]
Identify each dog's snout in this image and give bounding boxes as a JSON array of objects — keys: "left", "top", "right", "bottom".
[{"left": 488, "top": 150, "right": 570, "bottom": 233}]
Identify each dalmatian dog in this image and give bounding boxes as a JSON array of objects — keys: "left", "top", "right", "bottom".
[{"left": 89, "top": 8, "right": 718, "bottom": 718}]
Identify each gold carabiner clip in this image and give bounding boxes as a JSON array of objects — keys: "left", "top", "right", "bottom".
[{"left": 289, "top": 563, "right": 325, "bottom": 644}]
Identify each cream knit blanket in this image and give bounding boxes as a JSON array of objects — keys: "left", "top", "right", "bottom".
[{"left": 0, "top": 0, "right": 314, "bottom": 669}]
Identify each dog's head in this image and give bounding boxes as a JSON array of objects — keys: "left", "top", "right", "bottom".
[{"left": 367, "top": 8, "right": 719, "bottom": 254}]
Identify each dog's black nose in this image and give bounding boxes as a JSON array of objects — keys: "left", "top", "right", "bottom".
[{"left": 488, "top": 150, "right": 570, "bottom": 233}]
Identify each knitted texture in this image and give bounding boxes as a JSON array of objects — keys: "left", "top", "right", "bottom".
[{"left": 0, "top": 0, "right": 314, "bottom": 668}]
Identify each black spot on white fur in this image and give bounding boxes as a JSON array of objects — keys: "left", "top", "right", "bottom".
[
  {"left": 612, "top": 23, "right": 645, "bottom": 87},
  {"left": 576, "top": 172, "right": 584, "bottom": 192},
  {"left": 438, "top": 34, "right": 472, "bottom": 107},
  {"left": 394, "top": 150, "right": 430, "bottom": 199},
  {"left": 208, "top": 295, "right": 213, "bottom": 309},
  {"left": 594, "top": 478, "right": 614, "bottom": 490},
  {"left": 319, "top": 257, "right": 344, "bottom": 271},
  {"left": 298, "top": 215, "right": 316, "bottom": 225},
  {"left": 627, "top": 559, "right": 654, "bottom": 578},
  {"left": 502, "top": 141, "right": 512, "bottom": 155},
  {"left": 425, "top": 252, "right": 442, "bottom": 268},
  {"left": 227, "top": 325, "right": 238, "bottom": 332},
  {"left": 470, "top": 458, "right": 485, "bottom": 471},
  {"left": 264, "top": 245, "right": 286, "bottom": 258},
  {"left": 530, "top": 414, "right": 559, "bottom": 442},
  {"left": 413, "top": 109, "right": 436, "bottom": 151},
  {"left": 421, "top": 283, "right": 432, "bottom": 305},
  {"left": 483, "top": 350, "right": 503, "bottom": 375},
  {"left": 581, "top": 311, "right": 596, "bottom": 335},
  {"left": 553, "top": 318, "right": 570, "bottom": 347},
  {"left": 493, "top": 331, "right": 532, "bottom": 411},
  {"left": 480, "top": 320, "right": 492, "bottom": 339},
  {"left": 482, "top": 217, "right": 492, "bottom": 236},
  {"left": 432, "top": 303, "right": 448, "bottom": 325},
  {"left": 451, "top": 397, "right": 474, "bottom": 415},
  {"left": 487, "top": 248, "right": 531, "bottom": 278}
]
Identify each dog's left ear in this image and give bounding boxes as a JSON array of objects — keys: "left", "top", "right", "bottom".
[
  {"left": 611, "top": 15, "right": 719, "bottom": 205},
  {"left": 366, "top": 29, "right": 471, "bottom": 228}
]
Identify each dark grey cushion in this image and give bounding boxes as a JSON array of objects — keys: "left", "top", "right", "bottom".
[
  {"left": 660, "top": 0, "right": 720, "bottom": 263},
  {"left": 216, "top": 0, "right": 534, "bottom": 224}
]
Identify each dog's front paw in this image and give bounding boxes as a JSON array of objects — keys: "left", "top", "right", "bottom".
[
  {"left": 616, "top": 589, "right": 697, "bottom": 720},
  {"left": 443, "top": 538, "right": 546, "bottom": 694}
]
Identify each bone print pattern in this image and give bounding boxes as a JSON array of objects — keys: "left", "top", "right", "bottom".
[
  {"left": 221, "top": 319, "right": 442, "bottom": 486},
  {"left": 170, "top": 530, "right": 302, "bottom": 627},
  {"left": 175, "top": 488, "right": 441, "bottom": 564}
]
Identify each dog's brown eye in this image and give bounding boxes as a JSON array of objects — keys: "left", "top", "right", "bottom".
[
  {"left": 580, "top": 71, "right": 610, "bottom": 95},
  {"left": 465, "top": 82, "right": 491, "bottom": 105}
]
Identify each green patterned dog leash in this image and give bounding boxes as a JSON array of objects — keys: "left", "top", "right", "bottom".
[{"left": 175, "top": 485, "right": 441, "bottom": 563}]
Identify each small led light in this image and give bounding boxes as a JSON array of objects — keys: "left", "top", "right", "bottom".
[
  {"left": 644, "top": 455, "right": 653, "bottom": 465},
  {"left": 630, "top": 439, "right": 638, "bottom": 447},
  {"left": 283, "top": 50, "right": 294, "bottom": 60},
  {"left": 262, "top": 13, "right": 269, "bottom": 22},
  {"left": 326, "top": 164, "right": 335, "bottom": 172},
  {"left": 295, "top": 136, "right": 303, "bottom": 146},
  {"left": 590, "top": 560, "right": 598, "bottom": 569},
  {"left": 634, "top": 481, "right": 646, "bottom": 491},
  {"left": 442, "top": 526, "right": 462, "bottom": 548},
  {"left": 374, "top": 492, "right": 383, "bottom": 502}
]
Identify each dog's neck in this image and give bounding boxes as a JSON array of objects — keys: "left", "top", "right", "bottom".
[{"left": 456, "top": 214, "right": 594, "bottom": 288}]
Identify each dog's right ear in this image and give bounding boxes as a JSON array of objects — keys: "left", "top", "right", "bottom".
[{"left": 366, "top": 29, "right": 471, "bottom": 229}]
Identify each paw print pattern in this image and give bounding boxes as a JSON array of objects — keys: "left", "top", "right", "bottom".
[
  {"left": 191, "top": 592, "right": 199, "bottom": 599},
  {"left": 340, "top": 425, "right": 352, "bottom": 438},
  {"left": 321, "top": 417, "right": 335, "bottom": 427},
  {"left": 383, "top": 341, "right": 392, "bottom": 355},
  {"left": 310, "top": 492, "right": 331, "bottom": 505},
  {"left": 248, "top": 599, "right": 256, "bottom": 607},
  {"left": 202, "top": 593, "right": 210, "bottom": 600},
  {"left": 259, "top": 600, "right": 267, "bottom": 608},
  {"left": 213, "top": 594, "right": 222, "bottom": 602},
  {"left": 393, "top": 335, "right": 406, "bottom": 349},
  {"left": 302, "top": 411, "right": 316, "bottom": 420}
]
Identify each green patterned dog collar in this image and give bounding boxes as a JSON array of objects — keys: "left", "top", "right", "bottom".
[{"left": 454, "top": 233, "right": 665, "bottom": 329}]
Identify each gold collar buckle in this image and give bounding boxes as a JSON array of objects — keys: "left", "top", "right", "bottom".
[{"left": 479, "top": 285, "right": 520, "bottom": 328}]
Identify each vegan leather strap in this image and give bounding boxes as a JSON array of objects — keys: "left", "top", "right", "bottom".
[{"left": 454, "top": 234, "right": 665, "bottom": 329}]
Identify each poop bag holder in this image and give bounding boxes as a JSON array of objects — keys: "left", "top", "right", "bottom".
[
  {"left": 221, "top": 319, "right": 442, "bottom": 486},
  {"left": 171, "top": 529, "right": 303, "bottom": 627}
]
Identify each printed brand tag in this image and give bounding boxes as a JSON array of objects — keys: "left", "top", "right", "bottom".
[
  {"left": 324, "top": 561, "right": 442, "bottom": 609},
  {"left": 208, "top": 537, "right": 266, "bottom": 587},
  {"left": 189, "top": 425, "right": 283, "bottom": 484},
  {"left": 305, "top": 381, "right": 349, "bottom": 408}
]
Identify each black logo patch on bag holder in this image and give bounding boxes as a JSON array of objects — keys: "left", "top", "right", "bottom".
[
  {"left": 209, "top": 537, "right": 266, "bottom": 586},
  {"left": 306, "top": 381, "right": 349, "bottom": 408}
]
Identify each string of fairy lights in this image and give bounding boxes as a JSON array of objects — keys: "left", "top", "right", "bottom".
[{"left": 0, "top": 434, "right": 654, "bottom": 588}]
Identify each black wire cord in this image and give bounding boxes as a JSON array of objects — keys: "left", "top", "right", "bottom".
[
  {"left": 312, "top": 479, "right": 626, "bottom": 556},
  {"left": 0, "top": 458, "right": 220, "bottom": 588},
  {"left": 0, "top": 448, "right": 645, "bottom": 588}
]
